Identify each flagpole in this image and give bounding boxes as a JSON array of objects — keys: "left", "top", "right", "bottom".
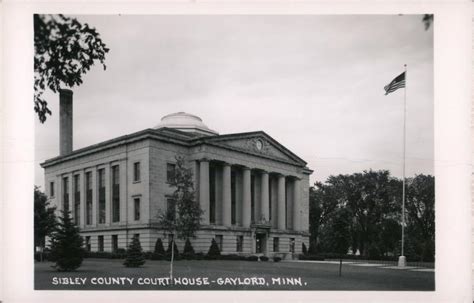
[{"left": 398, "top": 64, "right": 407, "bottom": 267}]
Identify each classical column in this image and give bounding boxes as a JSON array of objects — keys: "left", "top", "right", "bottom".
[
  {"left": 222, "top": 163, "right": 232, "bottom": 226},
  {"left": 260, "top": 171, "right": 270, "bottom": 222},
  {"left": 292, "top": 178, "right": 301, "bottom": 231},
  {"left": 242, "top": 167, "right": 251, "bottom": 228},
  {"left": 199, "top": 159, "right": 210, "bottom": 225},
  {"left": 277, "top": 174, "right": 286, "bottom": 230}
]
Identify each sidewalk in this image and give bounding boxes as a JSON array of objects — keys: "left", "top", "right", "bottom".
[{"left": 283, "top": 260, "right": 435, "bottom": 272}]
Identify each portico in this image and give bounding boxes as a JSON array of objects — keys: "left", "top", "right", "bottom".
[{"left": 198, "top": 159, "right": 302, "bottom": 232}]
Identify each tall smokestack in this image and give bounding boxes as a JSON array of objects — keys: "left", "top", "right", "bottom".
[{"left": 59, "top": 89, "right": 73, "bottom": 156}]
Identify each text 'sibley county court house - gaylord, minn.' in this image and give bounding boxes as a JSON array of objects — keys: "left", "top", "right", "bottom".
[{"left": 41, "top": 89, "right": 313, "bottom": 259}]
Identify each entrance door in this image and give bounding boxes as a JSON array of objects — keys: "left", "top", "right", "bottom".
[{"left": 256, "top": 233, "right": 266, "bottom": 254}]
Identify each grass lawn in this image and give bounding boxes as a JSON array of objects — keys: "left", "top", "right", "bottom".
[{"left": 35, "top": 258, "right": 434, "bottom": 291}]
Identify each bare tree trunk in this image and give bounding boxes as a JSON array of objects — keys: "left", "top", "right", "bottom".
[{"left": 170, "top": 239, "right": 174, "bottom": 284}]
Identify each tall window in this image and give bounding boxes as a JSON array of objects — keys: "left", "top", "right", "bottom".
[
  {"left": 167, "top": 198, "right": 176, "bottom": 221},
  {"left": 215, "top": 235, "right": 223, "bottom": 251},
  {"left": 98, "top": 235, "right": 104, "bottom": 252},
  {"left": 74, "top": 174, "right": 80, "bottom": 224},
  {"left": 134, "top": 198, "right": 140, "bottom": 221},
  {"left": 62, "top": 177, "right": 69, "bottom": 212},
  {"left": 273, "top": 237, "right": 279, "bottom": 252},
  {"left": 133, "top": 162, "right": 141, "bottom": 182},
  {"left": 98, "top": 169, "right": 106, "bottom": 224},
  {"left": 112, "top": 165, "right": 120, "bottom": 222},
  {"left": 86, "top": 172, "right": 92, "bottom": 225},
  {"left": 112, "top": 235, "right": 118, "bottom": 252},
  {"left": 50, "top": 181, "right": 55, "bottom": 197},
  {"left": 85, "top": 236, "right": 91, "bottom": 252},
  {"left": 289, "top": 238, "right": 295, "bottom": 253},
  {"left": 236, "top": 235, "right": 243, "bottom": 252},
  {"left": 166, "top": 163, "right": 176, "bottom": 183},
  {"left": 231, "top": 172, "right": 236, "bottom": 225}
]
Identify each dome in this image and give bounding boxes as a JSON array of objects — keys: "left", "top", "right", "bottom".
[{"left": 154, "top": 112, "right": 218, "bottom": 136}]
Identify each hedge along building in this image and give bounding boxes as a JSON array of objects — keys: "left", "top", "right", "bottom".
[{"left": 41, "top": 89, "right": 313, "bottom": 258}]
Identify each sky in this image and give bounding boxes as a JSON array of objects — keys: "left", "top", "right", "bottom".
[{"left": 34, "top": 15, "right": 433, "bottom": 187}]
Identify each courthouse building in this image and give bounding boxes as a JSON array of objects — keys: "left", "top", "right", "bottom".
[{"left": 41, "top": 89, "right": 312, "bottom": 258}]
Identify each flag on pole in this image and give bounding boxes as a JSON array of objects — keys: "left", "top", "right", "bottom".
[{"left": 384, "top": 71, "right": 406, "bottom": 95}]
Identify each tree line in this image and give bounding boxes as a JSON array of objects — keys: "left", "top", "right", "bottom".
[{"left": 308, "top": 170, "right": 434, "bottom": 262}]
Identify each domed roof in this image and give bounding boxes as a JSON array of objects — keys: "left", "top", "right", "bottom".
[{"left": 154, "top": 112, "right": 218, "bottom": 136}]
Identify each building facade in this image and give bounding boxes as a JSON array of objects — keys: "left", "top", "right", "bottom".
[{"left": 41, "top": 90, "right": 312, "bottom": 258}]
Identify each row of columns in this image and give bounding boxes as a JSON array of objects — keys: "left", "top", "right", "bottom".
[{"left": 198, "top": 159, "right": 301, "bottom": 231}]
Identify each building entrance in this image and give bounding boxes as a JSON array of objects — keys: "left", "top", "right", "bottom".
[{"left": 255, "top": 233, "right": 266, "bottom": 254}]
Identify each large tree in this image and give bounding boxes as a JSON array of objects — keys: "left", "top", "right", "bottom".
[
  {"left": 48, "top": 210, "right": 85, "bottom": 271},
  {"left": 310, "top": 170, "right": 402, "bottom": 257},
  {"left": 34, "top": 14, "right": 109, "bottom": 123},
  {"left": 157, "top": 155, "right": 202, "bottom": 281},
  {"left": 34, "top": 186, "right": 57, "bottom": 259},
  {"left": 405, "top": 174, "right": 435, "bottom": 261}
]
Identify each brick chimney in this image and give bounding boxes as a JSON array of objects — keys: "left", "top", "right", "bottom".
[{"left": 59, "top": 89, "right": 73, "bottom": 156}]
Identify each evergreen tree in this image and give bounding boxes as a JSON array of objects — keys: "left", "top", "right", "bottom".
[
  {"left": 182, "top": 238, "right": 195, "bottom": 259},
  {"left": 49, "top": 210, "right": 84, "bottom": 271},
  {"left": 124, "top": 236, "right": 145, "bottom": 267},
  {"left": 154, "top": 238, "right": 165, "bottom": 256},
  {"left": 207, "top": 238, "right": 221, "bottom": 259},
  {"left": 302, "top": 242, "right": 308, "bottom": 255}
]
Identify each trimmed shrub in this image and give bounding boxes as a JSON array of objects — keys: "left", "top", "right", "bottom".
[
  {"left": 302, "top": 243, "right": 308, "bottom": 255},
  {"left": 259, "top": 256, "right": 269, "bottom": 262},
  {"left": 273, "top": 257, "right": 282, "bottom": 262},
  {"left": 154, "top": 238, "right": 165, "bottom": 255},
  {"left": 246, "top": 255, "right": 258, "bottom": 261},
  {"left": 182, "top": 239, "right": 195, "bottom": 259},
  {"left": 298, "top": 254, "right": 325, "bottom": 261},
  {"left": 206, "top": 239, "right": 221, "bottom": 259},
  {"left": 123, "top": 236, "right": 146, "bottom": 267}
]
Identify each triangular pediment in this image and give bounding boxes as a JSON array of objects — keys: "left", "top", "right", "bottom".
[{"left": 199, "top": 131, "right": 306, "bottom": 166}]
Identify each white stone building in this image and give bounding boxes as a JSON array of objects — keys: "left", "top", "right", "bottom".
[{"left": 41, "top": 89, "right": 312, "bottom": 258}]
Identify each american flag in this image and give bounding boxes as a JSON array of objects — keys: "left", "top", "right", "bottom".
[{"left": 384, "top": 71, "right": 406, "bottom": 95}]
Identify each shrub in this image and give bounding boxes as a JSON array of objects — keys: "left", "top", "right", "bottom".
[
  {"left": 273, "top": 256, "right": 282, "bottom": 262},
  {"left": 298, "top": 254, "right": 325, "bottom": 261},
  {"left": 220, "top": 254, "right": 241, "bottom": 261},
  {"left": 302, "top": 243, "right": 308, "bottom": 255},
  {"left": 259, "top": 256, "right": 269, "bottom": 262},
  {"left": 182, "top": 239, "right": 195, "bottom": 259},
  {"left": 246, "top": 255, "right": 258, "bottom": 261},
  {"left": 207, "top": 239, "right": 221, "bottom": 259},
  {"left": 123, "top": 236, "right": 145, "bottom": 267},
  {"left": 154, "top": 238, "right": 165, "bottom": 256}
]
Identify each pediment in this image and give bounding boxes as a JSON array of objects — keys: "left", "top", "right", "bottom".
[{"left": 202, "top": 132, "right": 306, "bottom": 166}]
